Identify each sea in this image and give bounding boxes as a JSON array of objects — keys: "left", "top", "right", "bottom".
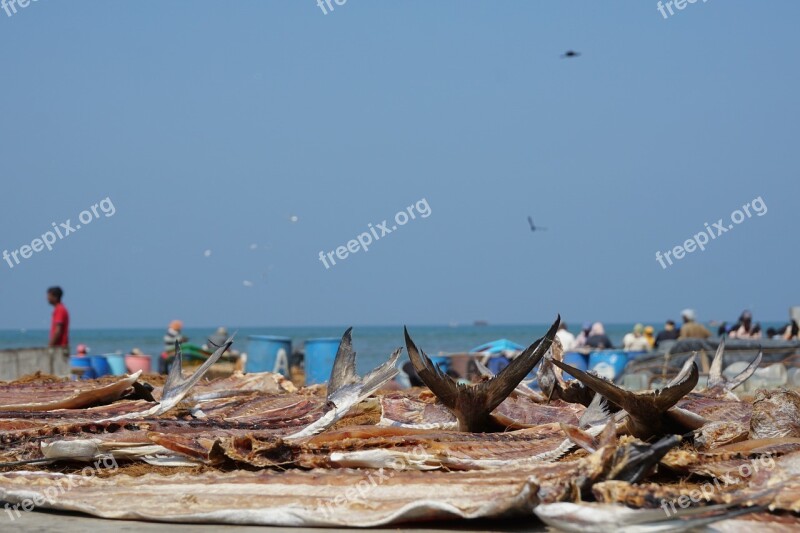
[{"left": 0, "top": 322, "right": 784, "bottom": 374}]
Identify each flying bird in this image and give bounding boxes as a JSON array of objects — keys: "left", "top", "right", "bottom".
[
  {"left": 528, "top": 216, "right": 548, "bottom": 232},
  {"left": 561, "top": 50, "right": 581, "bottom": 58}
]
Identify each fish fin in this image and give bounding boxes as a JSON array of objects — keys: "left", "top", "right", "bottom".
[
  {"left": 404, "top": 326, "right": 460, "bottom": 410},
  {"left": 609, "top": 433, "right": 682, "bottom": 482},
  {"left": 667, "top": 353, "right": 696, "bottom": 388},
  {"left": 653, "top": 362, "right": 699, "bottom": 411},
  {"left": 560, "top": 423, "right": 598, "bottom": 453},
  {"left": 579, "top": 393, "right": 611, "bottom": 429},
  {"left": 549, "top": 358, "right": 633, "bottom": 410},
  {"left": 162, "top": 340, "right": 184, "bottom": 398},
  {"left": 479, "top": 315, "right": 560, "bottom": 412},
  {"left": 156, "top": 336, "right": 233, "bottom": 415},
  {"left": 551, "top": 358, "right": 698, "bottom": 433},
  {"left": 360, "top": 347, "right": 403, "bottom": 394},
  {"left": 406, "top": 317, "right": 558, "bottom": 431},
  {"left": 708, "top": 339, "right": 726, "bottom": 389},
  {"left": 727, "top": 349, "right": 763, "bottom": 391},
  {"left": 286, "top": 341, "right": 400, "bottom": 440},
  {"left": 328, "top": 327, "right": 359, "bottom": 393}
]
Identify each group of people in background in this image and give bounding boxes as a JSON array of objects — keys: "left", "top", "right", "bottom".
[
  {"left": 555, "top": 308, "right": 800, "bottom": 354},
  {"left": 46, "top": 283, "right": 800, "bottom": 365}
]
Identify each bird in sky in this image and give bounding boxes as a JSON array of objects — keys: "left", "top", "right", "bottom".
[
  {"left": 561, "top": 50, "right": 581, "bottom": 58},
  {"left": 528, "top": 216, "right": 548, "bottom": 232}
]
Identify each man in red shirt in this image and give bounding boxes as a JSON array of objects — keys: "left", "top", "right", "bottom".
[{"left": 47, "top": 286, "right": 70, "bottom": 348}]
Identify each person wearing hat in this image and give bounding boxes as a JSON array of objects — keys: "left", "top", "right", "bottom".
[
  {"left": 679, "top": 309, "right": 711, "bottom": 339},
  {"left": 729, "top": 310, "right": 762, "bottom": 339},
  {"left": 74, "top": 344, "right": 90, "bottom": 357},
  {"left": 643, "top": 325, "right": 656, "bottom": 349},
  {"left": 623, "top": 323, "right": 651, "bottom": 351},
  {"left": 163, "top": 320, "right": 188, "bottom": 350}
]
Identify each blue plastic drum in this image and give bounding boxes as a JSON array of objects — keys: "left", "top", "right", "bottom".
[
  {"left": 105, "top": 354, "right": 127, "bottom": 376},
  {"left": 304, "top": 338, "right": 341, "bottom": 385},
  {"left": 70, "top": 356, "right": 95, "bottom": 380},
  {"left": 561, "top": 352, "right": 589, "bottom": 381},
  {"left": 588, "top": 350, "right": 629, "bottom": 382},
  {"left": 90, "top": 355, "right": 112, "bottom": 378},
  {"left": 246, "top": 335, "right": 292, "bottom": 376}
]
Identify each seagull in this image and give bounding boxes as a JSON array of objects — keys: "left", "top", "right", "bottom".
[
  {"left": 528, "top": 216, "right": 548, "bottom": 232},
  {"left": 561, "top": 50, "right": 581, "bottom": 58}
]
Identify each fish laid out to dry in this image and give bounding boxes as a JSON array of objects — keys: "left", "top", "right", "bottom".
[
  {"left": 0, "top": 371, "right": 142, "bottom": 411},
  {"left": 1, "top": 320, "right": 800, "bottom": 529}
]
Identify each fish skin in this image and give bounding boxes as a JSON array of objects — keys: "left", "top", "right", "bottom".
[
  {"left": 750, "top": 389, "right": 800, "bottom": 440},
  {"left": 0, "top": 468, "right": 543, "bottom": 527},
  {"left": 534, "top": 500, "right": 761, "bottom": 533},
  {"left": 0, "top": 372, "right": 142, "bottom": 411}
]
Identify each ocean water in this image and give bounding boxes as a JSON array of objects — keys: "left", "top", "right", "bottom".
[
  {"left": 0, "top": 323, "right": 640, "bottom": 374},
  {"left": 0, "top": 322, "right": 783, "bottom": 374}
]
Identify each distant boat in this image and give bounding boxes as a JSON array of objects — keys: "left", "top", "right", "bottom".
[
  {"left": 470, "top": 339, "right": 523, "bottom": 354},
  {"left": 473, "top": 320, "right": 489, "bottom": 327}
]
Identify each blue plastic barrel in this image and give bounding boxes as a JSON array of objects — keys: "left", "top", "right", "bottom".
[
  {"left": 246, "top": 335, "right": 292, "bottom": 376},
  {"left": 70, "top": 356, "right": 95, "bottom": 380},
  {"left": 305, "top": 338, "right": 341, "bottom": 385},
  {"left": 90, "top": 355, "right": 112, "bottom": 378},
  {"left": 588, "top": 350, "right": 628, "bottom": 382},
  {"left": 561, "top": 352, "right": 589, "bottom": 381},
  {"left": 105, "top": 354, "right": 127, "bottom": 376}
]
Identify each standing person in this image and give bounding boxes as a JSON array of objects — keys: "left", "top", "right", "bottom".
[
  {"left": 555, "top": 322, "right": 576, "bottom": 351},
  {"left": 679, "top": 309, "right": 712, "bottom": 339},
  {"left": 47, "top": 286, "right": 70, "bottom": 349},
  {"left": 729, "top": 310, "right": 762, "bottom": 340},
  {"left": 164, "top": 320, "right": 187, "bottom": 349},
  {"left": 655, "top": 320, "right": 679, "bottom": 347}
]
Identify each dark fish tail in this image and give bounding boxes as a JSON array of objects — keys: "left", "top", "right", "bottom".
[{"left": 405, "top": 315, "right": 560, "bottom": 432}]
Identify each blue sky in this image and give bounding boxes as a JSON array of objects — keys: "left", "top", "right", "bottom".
[{"left": 1, "top": 1, "right": 798, "bottom": 329}]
